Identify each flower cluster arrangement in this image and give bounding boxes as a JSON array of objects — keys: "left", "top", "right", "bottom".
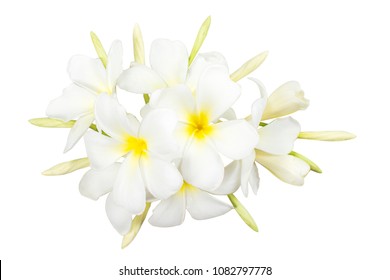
[{"left": 30, "top": 17, "right": 355, "bottom": 248}]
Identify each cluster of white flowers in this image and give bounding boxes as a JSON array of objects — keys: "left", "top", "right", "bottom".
[{"left": 30, "top": 18, "right": 354, "bottom": 248}]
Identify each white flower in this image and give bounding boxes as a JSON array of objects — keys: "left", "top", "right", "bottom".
[
  {"left": 149, "top": 70, "right": 258, "bottom": 190},
  {"left": 149, "top": 182, "right": 232, "bottom": 227},
  {"left": 83, "top": 93, "right": 183, "bottom": 215},
  {"left": 216, "top": 79, "right": 309, "bottom": 196},
  {"left": 117, "top": 38, "right": 227, "bottom": 94},
  {"left": 261, "top": 81, "right": 309, "bottom": 120},
  {"left": 118, "top": 39, "right": 258, "bottom": 190},
  {"left": 46, "top": 40, "right": 123, "bottom": 152}
]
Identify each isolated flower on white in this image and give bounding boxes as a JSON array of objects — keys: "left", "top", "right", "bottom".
[
  {"left": 46, "top": 40, "right": 123, "bottom": 152},
  {"left": 149, "top": 182, "right": 232, "bottom": 227},
  {"left": 261, "top": 81, "right": 309, "bottom": 120},
  {"left": 148, "top": 69, "right": 258, "bottom": 191},
  {"left": 84, "top": 93, "right": 183, "bottom": 215}
]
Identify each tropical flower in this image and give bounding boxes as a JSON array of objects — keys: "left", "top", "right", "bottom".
[
  {"left": 29, "top": 18, "right": 354, "bottom": 247},
  {"left": 83, "top": 93, "right": 183, "bottom": 215},
  {"left": 216, "top": 78, "right": 309, "bottom": 197},
  {"left": 46, "top": 40, "right": 123, "bottom": 152},
  {"left": 149, "top": 182, "right": 232, "bottom": 227}
]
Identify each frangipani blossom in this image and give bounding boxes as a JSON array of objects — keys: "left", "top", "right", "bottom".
[
  {"left": 148, "top": 68, "right": 259, "bottom": 190},
  {"left": 117, "top": 38, "right": 228, "bottom": 95},
  {"left": 84, "top": 93, "right": 183, "bottom": 215},
  {"left": 149, "top": 182, "right": 232, "bottom": 227},
  {"left": 46, "top": 40, "right": 123, "bottom": 152},
  {"left": 30, "top": 19, "right": 355, "bottom": 246},
  {"left": 216, "top": 79, "right": 309, "bottom": 196}
]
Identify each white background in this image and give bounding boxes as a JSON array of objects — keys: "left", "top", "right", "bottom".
[{"left": 0, "top": 0, "right": 389, "bottom": 279}]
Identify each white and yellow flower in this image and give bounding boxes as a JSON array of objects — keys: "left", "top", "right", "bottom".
[
  {"left": 149, "top": 182, "right": 232, "bottom": 227},
  {"left": 119, "top": 39, "right": 258, "bottom": 191},
  {"left": 46, "top": 40, "right": 123, "bottom": 152},
  {"left": 83, "top": 94, "right": 183, "bottom": 219}
]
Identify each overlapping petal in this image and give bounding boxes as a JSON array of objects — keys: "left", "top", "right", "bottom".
[
  {"left": 64, "top": 113, "right": 94, "bottom": 152},
  {"left": 105, "top": 193, "right": 133, "bottom": 235},
  {"left": 140, "top": 155, "right": 183, "bottom": 200},
  {"left": 84, "top": 131, "right": 125, "bottom": 169},
  {"left": 112, "top": 155, "right": 146, "bottom": 214},
  {"left": 68, "top": 55, "right": 107, "bottom": 93},
  {"left": 117, "top": 64, "right": 167, "bottom": 94},
  {"left": 196, "top": 65, "right": 240, "bottom": 122},
  {"left": 148, "top": 85, "right": 195, "bottom": 122},
  {"left": 150, "top": 39, "right": 188, "bottom": 86},
  {"left": 46, "top": 84, "right": 96, "bottom": 122},
  {"left": 79, "top": 164, "right": 120, "bottom": 200},
  {"left": 94, "top": 93, "right": 139, "bottom": 139},
  {"left": 186, "top": 52, "right": 228, "bottom": 91},
  {"left": 256, "top": 117, "right": 300, "bottom": 155},
  {"left": 138, "top": 108, "right": 180, "bottom": 157},
  {"left": 148, "top": 191, "right": 186, "bottom": 227},
  {"left": 181, "top": 138, "right": 224, "bottom": 190},
  {"left": 186, "top": 187, "right": 232, "bottom": 220},
  {"left": 211, "top": 120, "right": 258, "bottom": 160},
  {"left": 255, "top": 150, "right": 310, "bottom": 186},
  {"left": 106, "top": 40, "right": 123, "bottom": 93}
]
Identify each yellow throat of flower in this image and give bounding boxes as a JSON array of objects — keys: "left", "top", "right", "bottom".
[
  {"left": 186, "top": 111, "right": 213, "bottom": 140},
  {"left": 122, "top": 135, "right": 148, "bottom": 157}
]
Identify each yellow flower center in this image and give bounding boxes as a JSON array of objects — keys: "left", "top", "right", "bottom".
[
  {"left": 186, "top": 111, "right": 213, "bottom": 140},
  {"left": 122, "top": 135, "right": 148, "bottom": 157}
]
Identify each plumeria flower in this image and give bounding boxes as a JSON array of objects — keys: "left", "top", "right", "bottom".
[
  {"left": 117, "top": 39, "right": 227, "bottom": 95},
  {"left": 79, "top": 163, "right": 152, "bottom": 235},
  {"left": 118, "top": 39, "right": 258, "bottom": 190},
  {"left": 149, "top": 182, "right": 232, "bottom": 227},
  {"left": 216, "top": 78, "right": 310, "bottom": 196},
  {"left": 148, "top": 68, "right": 258, "bottom": 190},
  {"left": 83, "top": 93, "right": 183, "bottom": 215},
  {"left": 46, "top": 40, "right": 123, "bottom": 152}
]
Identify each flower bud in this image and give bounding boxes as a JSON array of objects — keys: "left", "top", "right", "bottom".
[{"left": 261, "top": 81, "right": 309, "bottom": 120}]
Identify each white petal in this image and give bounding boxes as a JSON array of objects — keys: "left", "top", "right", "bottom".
[
  {"left": 105, "top": 193, "right": 133, "bottom": 235},
  {"left": 64, "top": 113, "right": 94, "bottom": 152},
  {"left": 211, "top": 120, "right": 258, "bottom": 160},
  {"left": 186, "top": 187, "right": 232, "bottom": 220},
  {"left": 197, "top": 65, "right": 241, "bottom": 122},
  {"left": 181, "top": 138, "right": 224, "bottom": 191},
  {"left": 212, "top": 160, "right": 241, "bottom": 195},
  {"left": 117, "top": 64, "right": 167, "bottom": 94},
  {"left": 84, "top": 130, "right": 124, "bottom": 169},
  {"left": 148, "top": 191, "right": 186, "bottom": 227},
  {"left": 138, "top": 108, "right": 180, "bottom": 157},
  {"left": 149, "top": 85, "right": 196, "bottom": 122},
  {"left": 79, "top": 164, "right": 120, "bottom": 200},
  {"left": 112, "top": 155, "right": 146, "bottom": 214},
  {"left": 256, "top": 117, "right": 300, "bottom": 155},
  {"left": 46, "top": 84, "right": 96, "bottom": 122},
  {"left": 248, "top": 78, "right": 267, "bottom": 127},
  {"left": 94, "top": 93, "right": 139, "bottom": 139},
  {"left": 140, "top": 155, "right": 183, "bottom": 200},
  {"left": 249, "top": 163, "right": 260, "bottom": 194},
  {"left": 262, "top": 81, "right": 309, "bottom": 120},
  {"left": 150, "top": 39, "right": 188, "bottom": 86},
  {"left": 186, "top": 52, "right": 228, "bottom": 91},
  {"left": 240, "top": 151, "right": 256, "bottom": 196},
  {"left": 255, "top": 150, "right": 310, "bottom": 186},
  {"left": 106, "top": 40, "right": 123, "bottom": 93},
  {"left": 219, "top": 108, "right": 237, "bottom": 121},
  {"left": 68, "top": 55, "right": 107, "bottom": 93}
]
